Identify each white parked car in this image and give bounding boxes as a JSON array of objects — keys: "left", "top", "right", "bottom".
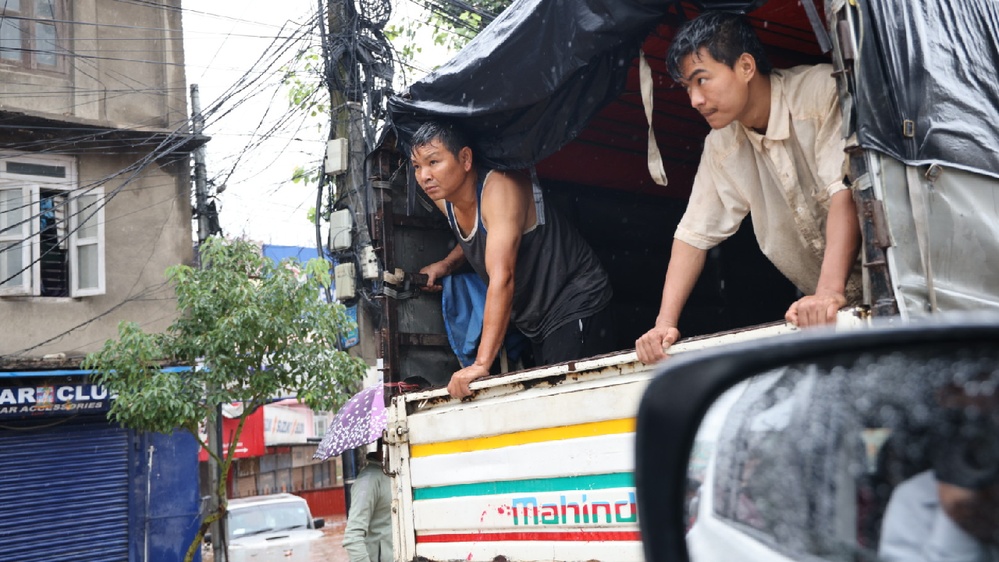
[{"left": 222, "top": 493, "right": 325, "bottom": 562}]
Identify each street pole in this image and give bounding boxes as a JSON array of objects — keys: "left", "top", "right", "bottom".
[
  {"left": 322, "top": 0, "right": 367, "bottom": 514},
  {"left": 190, "top": 84, "right": 210, "bottom": 245},
  {"left": 191, "top": 83, "right": 227, "bottom": 562}
]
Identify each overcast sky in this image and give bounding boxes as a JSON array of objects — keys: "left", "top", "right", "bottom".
[{"left": 182, "top": 1, "right": 444, "bottom": 249}]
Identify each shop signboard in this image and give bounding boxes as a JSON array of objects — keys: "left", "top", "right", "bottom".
[
  {"left": 198, "top": 405, "right": 266, "bottom": 461},
  {"left": 0, "top": 382, "right": 112, "bottom": 419},
  {"left": 263, "top": 403, "right": 313, "bottom": 446}
]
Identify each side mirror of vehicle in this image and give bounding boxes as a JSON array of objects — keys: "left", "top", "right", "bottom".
[
  {"left": 635, "top": 315, "right": 999, "bottom": 562},
  {"left": 203, "top": 532, "right": 212, "bottom": 545},
  {"left": 313, "top": 517, "right": 325, "bottom": 529}
]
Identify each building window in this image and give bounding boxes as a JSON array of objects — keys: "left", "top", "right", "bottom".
[
  {"left": 313, "top": 415, "right": 329, "bottom": 438},
  {"left": 0, "top": 0, "right": 62, "bottom": 70},
  {"left": 0, "top": 153, "right": 104, "bottom": 297}
]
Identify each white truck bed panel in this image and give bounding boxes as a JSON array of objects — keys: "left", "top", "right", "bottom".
[{"left": 386, "top": 321, "right": 799, "bottom": 561}]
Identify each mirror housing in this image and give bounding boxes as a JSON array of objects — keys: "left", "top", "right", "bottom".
[
  {"left": 635, "top": 314, "right": 999, "bottom": 562},
  {"left": 313, "top": 517, "right": 325, "bottom": 529}
]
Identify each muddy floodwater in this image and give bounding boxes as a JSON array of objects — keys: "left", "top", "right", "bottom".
[{"left": 309, "top": 515, "right": 350, "bottom": 562}]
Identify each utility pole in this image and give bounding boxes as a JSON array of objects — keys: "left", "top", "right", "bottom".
[
  {"left": 191, "top": 84, "right": 214, "bottom": 243},
  {"left": 323, "top": 0, "right": 368, "bottom": 514},
  {"left": 190, "top": 83, "right": 227, "bottom": 562},
  {"left": 190, "top": 85, "right": 210, "bottom": 244}
]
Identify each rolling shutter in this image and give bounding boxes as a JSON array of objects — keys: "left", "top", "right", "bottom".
[{"left": 0, "top": 423, "right": 130, "bottom": 561}]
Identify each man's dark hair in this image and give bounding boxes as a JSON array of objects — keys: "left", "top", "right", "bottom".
[
  {"left": 410, "top": 120, "right": 472, "bottom": 159},
  {"left": 665, "top": 12, "right": 773, "bottom": 82}
]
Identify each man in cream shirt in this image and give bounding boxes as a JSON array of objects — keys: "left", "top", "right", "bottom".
[{"left": 636, "top": 12, "right": 862, "bottom": 363}]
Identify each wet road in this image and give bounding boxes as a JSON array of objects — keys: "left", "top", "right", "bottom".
[
  {"left": 203, "top": 514, "right": 350, "bottom": 562},
  {"left": 313, "top": 514, "right": 350, "bottom": 562}
]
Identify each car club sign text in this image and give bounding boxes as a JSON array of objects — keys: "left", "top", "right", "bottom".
[{"left": 0, "top": 383, "right": 112, "bottom": 418}]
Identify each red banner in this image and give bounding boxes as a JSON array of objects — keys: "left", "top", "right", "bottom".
[{"left": 198, "top": 407, "right": 265, "bottom": 462}]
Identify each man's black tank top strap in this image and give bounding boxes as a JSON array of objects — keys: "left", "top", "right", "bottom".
[
  {"left": 445, "top": 170, "right": 488, "bottom": 247},
  {"left": 444, "top": 169, "right": 613, "bottom": 342}
]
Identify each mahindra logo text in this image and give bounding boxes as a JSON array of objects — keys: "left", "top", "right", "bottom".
[{"left": 510, "top": 492, "right": 637, "bottom": 526}]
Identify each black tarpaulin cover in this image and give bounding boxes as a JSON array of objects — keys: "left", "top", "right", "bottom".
[
  {"left": 387, "top": 0, "right": 671, "bottom": 170},
  {"left": 854, "top": 0, "right": 999, "bottom": 178},
  {"left": 387, "top": 0, "right": 999, "bottom": 179}
]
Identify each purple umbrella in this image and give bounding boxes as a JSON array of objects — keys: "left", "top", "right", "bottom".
[{"left": 313, "top": 385, "right": 387, "bottom": 461}]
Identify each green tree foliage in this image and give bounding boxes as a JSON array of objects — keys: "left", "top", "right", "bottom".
[
  {"left": 386, "top": 0, "right": 512, "bottom": 69},
  {"left": 282, "top": 50, "right": 330, "bottom": 225},
  {"left": 284, "top": 50, "right": 329, "bottom": 123},
  {"left": 84, "top": 237, "right": 367, "bottom": 562}
]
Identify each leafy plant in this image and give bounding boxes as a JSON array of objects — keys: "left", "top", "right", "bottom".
[
  {"left": 292, "top": 164, "right": 322, "bottom": 186},
  {"left": 84, "top": 237, "right": 367, "bottom": 562},
  {"left": 284, "top": 51, "right": 329, "bottom": 118},
  {"left": 386, "top": 0, "right": 512, "bottom": 71}
]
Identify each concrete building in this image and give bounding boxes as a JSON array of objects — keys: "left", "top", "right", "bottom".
[
  {"left": 0, "top": 0, "right": 197, "bottom": 354},
  {"left": 0, "top": 2, "right": 204, "bottom": 560}
]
